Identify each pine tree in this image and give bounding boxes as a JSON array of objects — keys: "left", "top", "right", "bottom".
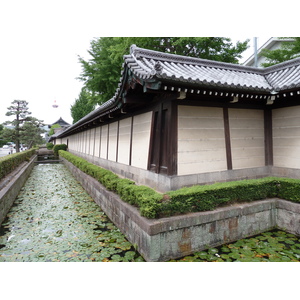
[{"left": 4, "top": 100, "right": 32, "bottom": 152}]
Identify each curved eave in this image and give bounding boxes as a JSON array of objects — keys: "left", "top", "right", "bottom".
[
  {"left": 57, "top": 66, "right": 130, "bottom": 138},
  {"left": 56, "top": 45, "right": 300, "bottom": 139}
]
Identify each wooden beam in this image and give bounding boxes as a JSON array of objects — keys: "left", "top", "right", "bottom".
[
  {"left": 264, "top": 109, "right": 273, "bottom": 166},
  {"left": 223, "top": 107, "right": 233, "bottom": 170}
]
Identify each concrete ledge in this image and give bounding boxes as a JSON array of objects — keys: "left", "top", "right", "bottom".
[
  {"left": 0, "top": 155, "right": 37, "bottom": 225},
  {"left": 68, "top": 150, "right": 271, "bottom": 192},
  {"left": 61, "top": 156, "right": 300, "bottom": 261}
]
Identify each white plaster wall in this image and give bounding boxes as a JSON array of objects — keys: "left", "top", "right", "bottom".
[
  {"left": 100, "top": 125, "right": 108, "bottom": 159},
  {"left": 229, "top": 108, "right": 265, "bottom": 169},
  {"left": 177, "top": 106, "right": 227, "bottom": 175},
  {"left": 80, "top": 132, "right": 84, "bottom": 153},
  {"left": 87, "top": 129, "right": 94, "bottom": 155},
  {"left": 273, "top": 106, "right": 300, "bottom": 168},
  {"left": 94, "top": 127, "right": 101, "bottom": 157},
  {"left": 108, "top": 122, "right": 118, "bottom": 161},
  {"left": 118, "top": 118, "right": 132, "bottom": 165},
  {"left": 72, "top": 134, "right": 77, "bottom": 152},
  {"left": 131, "top": 112, "right": 152, "bottom": 169},
  {"left": 83, "top": 131, "right": 88, "bottom": 154}
]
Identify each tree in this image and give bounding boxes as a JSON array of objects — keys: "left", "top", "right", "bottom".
[
  {"left": 48, "top": 124, "right": 61, "bottom": 136},
  {"left": 78, "top": 37, "right": 249, "bottom": 106},
  {"left": 4, "top": 100, "right": 32, "bottom": 152},
  {"left": 70, "top": 88, "right": 95, "bottom": 124},
  {"left": 20, "top": 117, "right": 46, "bottom": 147},
  {"left": 260, "top": 38, "right": 300, "bottom": 67},
  {"left": 0, "top": 124, "right": 10, "bottom": 147}
]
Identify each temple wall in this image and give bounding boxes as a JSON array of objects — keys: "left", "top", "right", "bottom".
[
  {"left": 66, "top": 112, "right": 152, "bottom": 171},
  {"left": 94, "top": 127, "right": 101, "bottom": 157},
  {"left": 131, "top": 112, "right": 152, "bottom": 169},
  {"left": 107, "top": 122, "right": 118, "bottom": 161},
  {"left": 229, "top": 108, "right": 265, "bottom": 169},
  {"left": 118, "top": 118, "right": 132, "bottom": 165},
  {"left": 100, "top": 125, "right": 108, "bottom": 159},
  {"left": 273, "top": 106, "right": 300, "bottom": 169},
  {"left": 177, "top": 106, "right": 227, "bottom": 175}
]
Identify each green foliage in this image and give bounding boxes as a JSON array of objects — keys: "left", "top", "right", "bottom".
[
  {"left": 70, "top": 88, "right": 95, "bottom": 123},
  {"left": 58, "top": 150, "right": 162, "bottom": 218},
  {"left": 276, "top": 178, "right": 300, "bottom": 201},
  {"left": 161, "top": 177, "right": 299, "bottom": 217},
  {"left": 0, "top": 124, "right": 10, "bottom": 147},
  {"left": 20, "top": 117, "right": 45, "bottom": 146},
  {"left": 78, "top": 37, "right": 249, "bottom": 106},
  {"left": 46, "top": 142, "right": 54, "bottom": 150},
  {"left": 0, "top": 148, "right": 37, "bottom": 180},
  {"left": 173, "top": 230, "right": 300, "bottom": 262},
  {"left": 48, "top": 124, "right": 61, "bottom": 136},
  {"left": 53, "top": 144, "right": 68, "bottom": 156},
  {"left": 57, "top": 150, "right": 300, "bottom": 219},
  {"left": 0, "top": 163, "right": 145, "bottom": 262},
  {"left": 261, "top": 37, "right": 300, "bottom": 67},
  {"left": 3, "top": 100, "right": 36, "bottom": 152}
]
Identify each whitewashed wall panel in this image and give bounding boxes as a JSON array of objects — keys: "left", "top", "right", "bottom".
[
  {"left": 80, "top": 132, "right": 84, "bottom": 153},
  {"left": 131, "top": 112, "right": 152, "bottom": 169},
  {"left": 273, "top": 106, "right": 300, "bottom": 168},
  {"left": 84, "top": 130, "right": 89, "bottom": 154},
  {"left": 94, "top": 127, "right": 101, "bottom": 157},
  {"left": 100, "top": 125, "right": 108, "bottom": 159},
  {"left": 177, "top": 106, "right": 227, "bottom": 175},
  {"left": 229, "top": 108, "right": 264, "bottom": 169},
  {"left": 108, "top": 122, "right": 118, "bottom": 161},
  {"left": 118, "top": 118, "right": 132, "bottom": 165},
  {"left": 87, "top": 129, "right": 93, "bottom": 155}
]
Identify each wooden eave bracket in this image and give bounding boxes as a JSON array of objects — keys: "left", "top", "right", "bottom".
[
  {"left": 230, "top": 96, "right": 239, "bottom": 103},
  {"left": 266, "top": 95, "right": 276, "bottom": 105},
  {"left": 177, "top": 91, "right": 186, "bottom": 100}
]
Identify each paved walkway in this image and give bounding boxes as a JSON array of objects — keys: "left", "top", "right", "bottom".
[
  {"left": 0, "top": 147, "right": 15, "bottom": 157},
  {"left": 0, "top": 163, "right": 144, "bottom": 262}
]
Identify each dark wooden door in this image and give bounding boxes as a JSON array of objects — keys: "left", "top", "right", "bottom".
[{"left": 148, "top": 100, "right": 177, "bottom": 175}]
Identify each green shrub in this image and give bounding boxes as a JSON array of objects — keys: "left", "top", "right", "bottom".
[
  {"left": 0, "top": 148, "right": 37, "bottom": 180},
  {"left": 58, "top": 150, "right": 163, "bottom": 218},
  {"left": 276, "top": 178, "right": 300, "bottom": 202},
  {"left": 53, "top": 144, "right": 68, "bottom": 156},
  {"left": 58, "top": 150, "right": 300, "bottom": 219},
  {"left": 46, "top": 142, "right": 54, "bottom": 150},
  {"left": 160, "top": 177, "right": 280, "bottom": 217}
]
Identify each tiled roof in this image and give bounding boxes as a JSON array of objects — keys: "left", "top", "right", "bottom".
[
  {"left": 125, "top": 44, "right": 300, "bottom": 93},
  {"left": 56, "top": 45, "right": 300, "bottom": 138},
  {"left": 264, "top": 61, "right": 300, "bottom": 91}
]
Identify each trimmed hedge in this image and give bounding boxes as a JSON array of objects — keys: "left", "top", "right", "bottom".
[
  {"left": 46, "top": 142, "right": 54, "bottom": 150},
  {"left": 0, "top": 148, "right": 37, "bottom": 180},
  {"left": 53, "top": 144, "right": 68, "bottom": 156},
  {"left": 161, "top": 177, "right": 280, "bottom": 217},
  {"left": 58, "top": 150, "right": 162, "bottom": 218},
  {"left": 58, "top": 150, "right": 300, "bottom": 219}
]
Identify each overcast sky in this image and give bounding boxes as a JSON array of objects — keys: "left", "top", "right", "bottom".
[
  {"left": 1, "top": 0, "right": 296, "bottom": 295},
  {"left": 0, "top": 0, "right": 292, "bottom": 126}
]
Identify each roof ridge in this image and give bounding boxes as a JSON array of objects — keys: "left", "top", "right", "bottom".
[
  {"left": 130, "top": 44, "right": 264, "bottom": 74},
  {"left": 262, "top": 57, "right": 300, "bottom": 74}
]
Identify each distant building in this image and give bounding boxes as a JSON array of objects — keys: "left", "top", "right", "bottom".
[
  {"left": 243, "top": 37, "right": 295, "bottom": 67},
  {"left": 46, "top": 117, "right": 70, "bottom": 142},
  {"left": 50, "top": 117, "right": 70, "bottom": 128}
]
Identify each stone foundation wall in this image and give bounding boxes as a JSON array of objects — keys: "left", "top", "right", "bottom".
[
  {"left": 68, "top": 150, "right": 272, "bottom": 192},
  {"left": 61, "top": 157, "right": 300, "bottom": 261},
  {"left": 0, "top": 155, "right": 37, "bottom": 225}
]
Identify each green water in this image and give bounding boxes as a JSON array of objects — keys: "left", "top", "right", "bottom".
[{"left": 1, "top": 163, "right": 299, "bottom": 262}]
